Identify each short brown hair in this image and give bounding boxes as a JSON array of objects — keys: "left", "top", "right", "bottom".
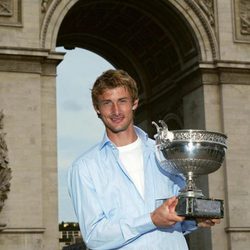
[{"left": 91, "top": 69, "right": 139, "bottom": 109}]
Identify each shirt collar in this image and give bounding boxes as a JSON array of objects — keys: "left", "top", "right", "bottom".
[{"left": 99, "top": 126, "right": 149, "bottom": 150}]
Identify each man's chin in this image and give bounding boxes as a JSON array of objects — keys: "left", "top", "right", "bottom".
[
  {"left": 110, "top": 127, "right": 127, "bottom": 133},
  {"left": 108, "top": 124, "right": 128, "bottom": 134}
]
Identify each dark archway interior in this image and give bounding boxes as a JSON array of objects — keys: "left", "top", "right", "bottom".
[{"left": 56, "top": 0, "right": 200, "bottom": 133}]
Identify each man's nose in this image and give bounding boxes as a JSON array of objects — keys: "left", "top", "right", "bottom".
[{"left": 112, "top": 102, "right": 120, "bottom": 114}]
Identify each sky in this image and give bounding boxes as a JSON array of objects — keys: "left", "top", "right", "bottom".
[{"left": 56, "top": 47, "right": 114, "bottom": 222}]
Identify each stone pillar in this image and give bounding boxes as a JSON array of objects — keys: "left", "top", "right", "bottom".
[
  {"left": 0, "top": 49, "right": 63, "bottom": 250},
  {"left": 219, "top": 67, "right": 250, "bottom": 250},
  {"left": 182, "top": 84, "right": 212, "bottom": 250},
  {"left": 182, "top": 64, "right": 250, "bottom": 250},
  {"left": 202, "top": 81, "right": 228, "bottom": 250},
  {"left": 199, "top": 66, "right": 250, "bottom": 250},
  {"left": 182, "top": 67, "right": 229, "bottom": 250}
]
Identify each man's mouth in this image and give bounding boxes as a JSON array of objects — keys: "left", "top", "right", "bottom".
[{"left": 110, "top": 115, "right": 124, "bottom": 123}]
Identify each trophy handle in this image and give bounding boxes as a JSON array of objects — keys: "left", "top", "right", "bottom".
[
  {"left": 152, "top": 120, "right": 174, "bottom": 146},
  {"left": 152, "top": 121, "right": 161, "bottom": 133},
  {"left": 158, "top": 120, "right": 168, "bottom": 130}
]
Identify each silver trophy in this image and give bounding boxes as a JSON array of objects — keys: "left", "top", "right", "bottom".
[{"left": 153, "top": 120, "right": 227, "bottom": 218}]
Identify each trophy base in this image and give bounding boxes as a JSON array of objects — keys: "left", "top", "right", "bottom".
[{"left": 176, "top": 196, "right": 224, "bottom": 219}]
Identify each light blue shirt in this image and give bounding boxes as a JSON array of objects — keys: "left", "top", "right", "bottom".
[{"left": 68, "top": 126, "right": 197, "bottom": 250}]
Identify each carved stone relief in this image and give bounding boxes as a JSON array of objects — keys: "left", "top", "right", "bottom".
[
  {"left": 0, "top": 0, "right": 21, "bottom": 26},
  {"left": 41, "top": 0, "right": 53, "bottom": 15},
  {"left": 185, "top": 0, "right": 217, "bottom": 58},
  {"left": 194, "top": 0, "right": 215, "bottom": 26},
  {"left": 0, "top": 0, "right": 12, "bottom": 16},
  {"left": 240, "top": 0, "right": 250, "bottom": 35},
  {"left": 40, "top": 0, "right": 53, "bottom": 34},
  {"left": 41, "top": 0, "right": 53, "bottom": 17},
  {"left": 0, "top": 110, "right": 11, "bottom": 214},
  {"left": 234, "top": 0, "right": 250, "bottom": 42},
  {"left": 41, "top": 0, "right": 49, "bottom": 13}
]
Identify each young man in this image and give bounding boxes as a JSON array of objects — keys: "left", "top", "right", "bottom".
[{"left": 68, "top": 69, "right": 219, "bottom": 250}]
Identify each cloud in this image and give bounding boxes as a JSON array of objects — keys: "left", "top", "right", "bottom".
[{"left": 62, "top": 100, "right": 83, "bottom": 111}]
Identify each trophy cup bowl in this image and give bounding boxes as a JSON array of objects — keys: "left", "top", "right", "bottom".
[{"left": 153, "top": 120, "right": 227, "bottom": 219}]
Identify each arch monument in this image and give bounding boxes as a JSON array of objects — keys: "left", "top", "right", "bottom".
[{"left": 0, "top": 1, "right": 250, "bottom": 249}]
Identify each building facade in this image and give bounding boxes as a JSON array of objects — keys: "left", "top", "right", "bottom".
[
  {"left": 59, "top": 222, "right": 85, "bottom": 249},
  {"left": 0, "top": 0, "right": 250, "bottom": 249}
]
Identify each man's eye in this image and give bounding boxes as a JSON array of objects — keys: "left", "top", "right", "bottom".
[
  {"left": 119, "top": 99, "right": 128, "bottom": 103},
  {"left": 101, "top": 101, "right": 111, "bottom": 106}
]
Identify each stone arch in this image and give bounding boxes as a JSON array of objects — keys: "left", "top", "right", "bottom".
[
  {"left": 41, "top": 0, "right": 218, "bottom": 61},
  {"left": 40, "top": 0, "right": 78, "bottom": 49},
  {"left": 40, "top": 0, "right": 219, "bottom": 135},
  {"left": 171, "top": 0, "right": 218, "bottom": 60},
  {"left": 1, "top": 1, "right": 250, "bottom": 249},
  {"left": 0, "top": 0, "right": 250, "bottom": 250},
  {"left": 40, "top": 1, "right": 219, "bottom": 248}
]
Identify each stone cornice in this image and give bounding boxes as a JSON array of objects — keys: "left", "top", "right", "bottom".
[
  {"left": 198, "top": 61, "right": 250, "bottom": 85},
  {"left": 0, "top": 47, "right": 64, "bottom": 75},
  {"left": 199, "top": 60, "right": 250, "bottom": 70},
  {"left": 0, "top": 223, "right": 6, "bottom": 231},
  {"left": 0, "top": 227, "right": 46, "bottom": 233},
  {"left": 0, "top": 46, "right": 64, "bottom": 60},
  {"left": 225, "top": 227, "right": 250, "bottom": 233}
]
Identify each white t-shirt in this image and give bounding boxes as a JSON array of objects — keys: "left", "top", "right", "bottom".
[{"left": 117, "top": 137, "right": 144, "bottom": 198}]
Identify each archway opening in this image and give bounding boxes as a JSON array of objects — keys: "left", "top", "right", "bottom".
[
  {"left": 56, "top": 0, "right": 200, "bottom": 134},
  {"left": 55, "top": 0, "right": 208, "bottom": 249}
]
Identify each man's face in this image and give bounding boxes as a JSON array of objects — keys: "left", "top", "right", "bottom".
[{"left": 95, "top": 86, "right": 138, "bottom": 135}]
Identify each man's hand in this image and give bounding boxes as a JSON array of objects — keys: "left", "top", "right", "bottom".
[
  {"left": 150, "top": 196, "right": 184, "bottom": 228},
  {"left": 196, "top": 218, "right": 221, "bottom": 228}
]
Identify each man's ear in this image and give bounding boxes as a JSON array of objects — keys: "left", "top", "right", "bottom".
[
  {"left": 96, "top": 110, "right": 101, "bottom": 118},
  {"left": 94, "top": 106, "right": 101, "bottom": 117},
  {"left": 94, "top": 105, "right": 100, "bottom": 114},
  {"left": 132, "top": 99, "right": 139, "bottom": 111}
]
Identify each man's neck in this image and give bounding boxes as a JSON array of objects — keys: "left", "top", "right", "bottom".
[{"left": 107, "top": 126, "right": 138, "bottom": 147}]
